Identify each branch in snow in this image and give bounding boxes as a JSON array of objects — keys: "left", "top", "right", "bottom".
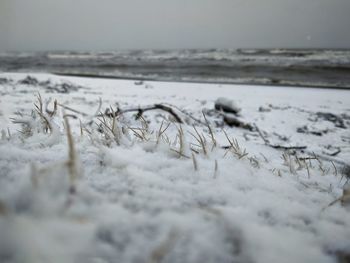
[
  {"left": 255, "top": 125, "right": 307, "bottom": 151},
  {"left": 105, "top": 104, "right": 183, "bottom": 123}
]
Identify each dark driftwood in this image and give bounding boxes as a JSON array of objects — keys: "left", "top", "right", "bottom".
[
  {"left": 268, "top": 145, "right": 307, "bottom": 150},
  {"left": 255, "top": 125, "right": 307, "bottom": 151},
  {"left": 106, "top": 104, "right": 183, "bottom": 123},
  {"left": 329, "top": 149, "right": 341, "bottom": 157},
  {"left": 223, "top": 115, "right": 254, "bottom": 131},
  {"left": 164, "top": 103, "right": 205, "bottom": 125},
  {"left": 221, "top": 144, "right": 306, "bottom": 151}
]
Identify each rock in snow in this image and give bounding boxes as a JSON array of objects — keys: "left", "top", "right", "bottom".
[{"left": 214, "top": 97, "right": 241, "bottom": 115}]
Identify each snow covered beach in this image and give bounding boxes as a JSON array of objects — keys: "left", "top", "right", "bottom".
[{"left": 0, "top": 73, "right": 350, "bottom": 263}]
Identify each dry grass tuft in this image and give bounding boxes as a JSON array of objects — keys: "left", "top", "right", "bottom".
[
  {"left": 64, "top": 113, "right": 80, "bottom": 187},
  {"left": 202, "top": 111, "right": 217, "bottom": 150},
  {"left": 156, "top": 120, "right": 171, "bottom": 145},
  {"left": 189, "top": 125, "right": 207, "bottom": 156},
  {"left": 223, "top": 130, "right": 248, "bottom": 159}
]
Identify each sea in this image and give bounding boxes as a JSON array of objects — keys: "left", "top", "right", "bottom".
[{"left": 1, "top": 49, "right": 350, "bottom": 88}]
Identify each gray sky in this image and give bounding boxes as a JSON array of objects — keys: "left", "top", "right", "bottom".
[{"left": 0, "top": 0, "right": 350, "bottom": 51}]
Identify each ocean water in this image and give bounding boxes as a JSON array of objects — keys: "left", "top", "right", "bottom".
[{"left": 1, "top": 49, "right": 350, "bottom": 88}]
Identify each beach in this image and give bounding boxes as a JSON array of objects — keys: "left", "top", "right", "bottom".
[{"left": 0, "top": 72, "right": 349, "bottom": 262}]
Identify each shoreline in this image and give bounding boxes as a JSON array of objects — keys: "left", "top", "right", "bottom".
[{"left": 52, "top": 71, "right": 350, "bottom": 90}]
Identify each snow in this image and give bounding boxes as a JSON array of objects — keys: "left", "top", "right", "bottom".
[{"left": 0, "top": 73, "right": 350, "bottom": 263}]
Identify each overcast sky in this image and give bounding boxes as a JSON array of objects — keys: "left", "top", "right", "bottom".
[{"left": 0, "top": 0, "right": 349, "bottom": 51}]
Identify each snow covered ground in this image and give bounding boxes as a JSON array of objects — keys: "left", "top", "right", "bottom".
[{"left": 0, "top": 73, "right": 349, "bottom": 263}]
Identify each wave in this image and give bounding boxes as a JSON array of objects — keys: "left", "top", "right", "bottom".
[{"left": 1, "top": 49, "right": 350, "bottom": 88}]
